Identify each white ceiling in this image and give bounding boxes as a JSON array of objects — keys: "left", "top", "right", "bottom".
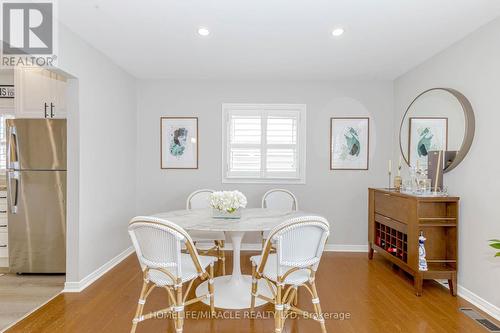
[{"left": 59, "top": 0, "right": 500, "bottom": 80}]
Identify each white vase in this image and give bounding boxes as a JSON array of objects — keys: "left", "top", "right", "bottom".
[{"left": 212, "top": 208, "right": 241, "bottom": 219}]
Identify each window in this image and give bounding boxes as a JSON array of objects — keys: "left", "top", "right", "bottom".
[
  {"left": 222, "top": 104, "right": 306, "bottom": 184},
  {"left": 0, "top": 114, "right": 14, "bottom": 170}
]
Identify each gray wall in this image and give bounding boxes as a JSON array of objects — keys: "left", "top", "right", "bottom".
[
  {"left": 394, "top": 18, "right": 500, "bottom": 311},
  {"left": 137, "top": 80, "right": 394, "bottom": 246},
  {"left": 58, "top": 24, "right": 137, "bottom": 281}
]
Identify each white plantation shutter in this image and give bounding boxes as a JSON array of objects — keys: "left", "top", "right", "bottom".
[{"left": 222, "top": 104, "right": 306, "bottom": 183}]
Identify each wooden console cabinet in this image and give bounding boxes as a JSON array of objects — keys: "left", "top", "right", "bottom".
[{"left": 368, "top": 188, "right": 459, "bottom": 296}]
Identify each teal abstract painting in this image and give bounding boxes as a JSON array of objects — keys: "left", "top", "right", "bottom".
[
  {"left": 409, "top": 117, "right": 448, "bottom": 167},
  {"left": 161, "top": 117, "right": 198, "bottom": 169},
  {"left": 331, "top": 117, "right": 369, "bottom": 170}
]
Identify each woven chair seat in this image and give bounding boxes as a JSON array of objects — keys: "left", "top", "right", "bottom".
[
  {"left": 148, "top": 254, "right": 217, "bottom": 286},
  {"left": 250, "top": 254, "right": 311, "bottom": 286}
]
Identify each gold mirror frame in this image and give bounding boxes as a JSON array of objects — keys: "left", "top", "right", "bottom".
[{"left": 399, "top": 88, "right": 475, "bottom": 173}]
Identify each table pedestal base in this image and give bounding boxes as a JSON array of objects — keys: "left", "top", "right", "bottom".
[{"left": 195, "top": 274, "right": 273, "bottom": 310}]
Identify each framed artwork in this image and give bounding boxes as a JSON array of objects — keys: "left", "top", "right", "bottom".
[
  {"left": 330, "top": 117, "right": 370, "bottom": 170},
  {"left": 160, "top": 117, "right": 198, "bottom": 169},
  {"left": 408, "top": 117, "right": 448, "bottom": 166}
]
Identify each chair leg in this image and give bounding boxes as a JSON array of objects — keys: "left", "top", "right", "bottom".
[
  {"left": 208, "top": 263, "right": 215, "bottom": 316},
  {"left": 275, "top": 281, "right": 284, "bottom": 333},
  {"left": 131, "top": 279, "right": 149, "bottom": 333},
  {"left": 220, "top": 240, "right": 226, "bottom": 276},
  {"left": 293, "top": 286, "right": 298, "bottom": 306},
  {"left": 310, "top": 281, "right": 326, "bottom": 333},
  {"left": 250, "top": 263, "right": 257, "bottom": 311},
  {"left": 174, "top": 280, "right": 184, "bottom": 333}
]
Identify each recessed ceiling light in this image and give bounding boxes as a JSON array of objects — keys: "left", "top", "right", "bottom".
[
  {"left": 331, "top": 28, "right": 345, "bottom": 37},
  {"left": 198, "top": 27, "right": 210, "bottom": 37}
]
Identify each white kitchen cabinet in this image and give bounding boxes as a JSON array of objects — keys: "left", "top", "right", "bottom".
[{"left": 14, "top": 67, "right": 67, "bottom": 119}]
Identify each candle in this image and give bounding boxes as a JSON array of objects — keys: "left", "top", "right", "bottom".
[
  {"left": 434, "top": 150, "right": 442, "bottom": 192},
  {"left": 388, "top": 160, "right": 392, "bottom": 174}
]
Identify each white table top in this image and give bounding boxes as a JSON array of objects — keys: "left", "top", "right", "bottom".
[{"left": 153, "top": 208, "right": 315, "bottom": 232}]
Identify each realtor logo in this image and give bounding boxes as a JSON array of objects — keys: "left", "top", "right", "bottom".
[
  {"left": 1, "top": 1, "right": 56, "bottom": 67},
  {"left": 2, "top": 2, "right": 53, "bottom": 54}
]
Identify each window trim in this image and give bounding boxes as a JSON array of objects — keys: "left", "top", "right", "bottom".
[{"left": 221, "top": 103, "right": 306, "bottom": 184}]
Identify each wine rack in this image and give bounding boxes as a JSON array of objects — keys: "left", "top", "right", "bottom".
[{"left": 375, "top": 221, "right": 408, "bottom": 263}]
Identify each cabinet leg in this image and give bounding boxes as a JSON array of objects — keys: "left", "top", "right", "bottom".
[
  {"left": 368, "top": 243, "right": 374, "bottom": 260},
  {"left": 448, "top": 273, "right": 457, "bottom": 296},
  {"left": 414, "top": 274, "right": 423, "bottom": 296}
]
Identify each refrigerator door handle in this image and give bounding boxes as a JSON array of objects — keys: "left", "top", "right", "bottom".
[
  {"left": 7, "top": 125, "right": 19, "bottom": 170},
  {"left": 8, "top": 171, "right": 19, "bottom": 214}
]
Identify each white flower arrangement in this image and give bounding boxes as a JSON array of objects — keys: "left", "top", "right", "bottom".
[{"left": 209, "top": 190, "right": 247, "bottom": 213}]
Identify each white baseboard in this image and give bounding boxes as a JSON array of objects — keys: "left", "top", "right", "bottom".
[
  {"left": 63, "top": 246, "right": 134, "bottom": 293},
  {"left": 436, "top": 280, "right": 499, "bottom": 321},
  {"left": 458, "top": 285, "right": 500, "bottom": 321}
]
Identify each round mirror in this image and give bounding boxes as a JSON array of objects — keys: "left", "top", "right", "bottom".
[{"left": 399, "top": 88, "right": 475, "bottom": 173}]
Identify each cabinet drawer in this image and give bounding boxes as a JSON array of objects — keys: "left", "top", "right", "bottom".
[
  {"left": 0, "top": 201, "right": 7, "bottom": 214},
  {"left": 374, "top": 191, "right": 410, "bottom": 224},
  {"left": 0, "top": 233, "right": 7, "bottom": 257},
  {"left": 375, "top": 214, "right": 408, "bottom": 233},
  {"left": 0, "top": 191, "right": 6, "bottom": 199}
]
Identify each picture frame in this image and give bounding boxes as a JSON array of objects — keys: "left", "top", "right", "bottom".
[
  {"left": 160, "top": 117, "right": 199, "bottom": 169},
  {"left": 330, "top": 117, "right": 370, "bottom": 170},
  {"left": 408, "top": 117, "right": 448, "bottom": 166}
]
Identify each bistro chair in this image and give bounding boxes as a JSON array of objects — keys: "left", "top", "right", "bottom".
[
  {"left": 186, "top": 189, "right": 226, "bottom": 275},
  {"left": 261, "top": 189, "right": 299, "bottom": 247},
  {"left": 128, "top": 216, "right": 216, "bottom": 333},
  {"left": 250, "top": 216, "right": 330, "bottom": 333}
]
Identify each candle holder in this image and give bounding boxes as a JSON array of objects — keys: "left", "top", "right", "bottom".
[{"left": 394, "top": 175, "right": 402, "bottom": 191}]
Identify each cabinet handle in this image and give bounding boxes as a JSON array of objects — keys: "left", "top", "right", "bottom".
[
  {"left": 44, "top": 103, "right": 48, "bottom": 118},
  {"left": 0, "top": 245, "right": 6, "bottom": 248},
  {"left": 0, "top": 211, "right": 6, "bottom": 213},
  {"left": 0, "top": 225, "right": 6, "bottom": 228},
  {"left": 50, "top": 103, "right": 54, "bottom": 118}
]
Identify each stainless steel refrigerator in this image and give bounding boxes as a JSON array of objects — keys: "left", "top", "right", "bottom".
[{"left": 6, "top": 119, "right": 66, "bottom": 273}]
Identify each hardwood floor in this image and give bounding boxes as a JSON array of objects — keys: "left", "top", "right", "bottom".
[{"left": 6, "top": 252, "right": 498, "bottom": 333}]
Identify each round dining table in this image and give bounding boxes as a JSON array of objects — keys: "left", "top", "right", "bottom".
[{"left": 154, "top": 208, "right": 311, "bottom": 310}]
